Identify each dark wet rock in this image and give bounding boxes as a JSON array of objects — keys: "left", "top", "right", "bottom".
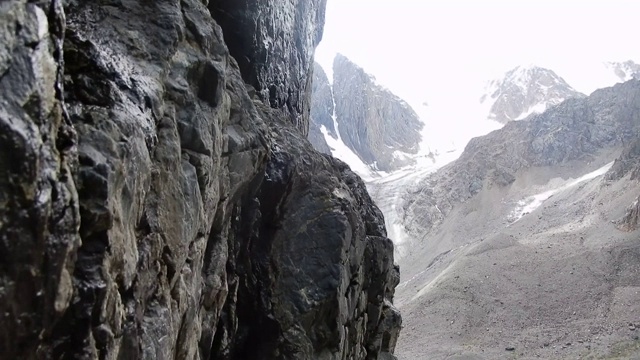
[
  {"left": 0, "top": 1, "right": 79, "bottom": 357},
  {"left": 215, "top": 103, "right": 401, "bottom": 359},
  {"left": 0, "top": 0, "right": 401, "bottom": 359},
  {"left": 404, "top": 79, "right": 640, "bottom": 239},
  {"left": 210, "top": 0, "right": 327, "bottom": 134}
]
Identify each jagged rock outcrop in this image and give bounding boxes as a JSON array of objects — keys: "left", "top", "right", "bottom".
[
  {"left": 226, "top": 104, "right": 401, "bottom": 359},
  {"left": 606, "top": 137, "right": 640, "bottom": 231},
  {"left": 480, "top": 65, "right": 585, "bottom": 124},
  {"left": 0, "top": 1, "right": 401, "bottom": 359},
  {"left": 0, "top": 1, "right": 79, "bottom": 356},
  {"left": 606, "top": 137, "right": 640, "bottom": 181},
  {"left": 308, "top": 62, "right": 335, "bottom": 154},
  {"left": 404, "top": 79, "right": 640, "bottom": 239},
  {"left": 330, "top": 55, "right": 423, "bottom": 172},
  {"left": 616, "top": 195, "right": 640, "bottom": 231},
  {"left": 210, "top": 0, "right": 326, "bottom": 134}
]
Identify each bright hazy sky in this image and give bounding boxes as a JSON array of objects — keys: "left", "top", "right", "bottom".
[{"left": 316, "top": 0, "right": 640, "bottom": 106}]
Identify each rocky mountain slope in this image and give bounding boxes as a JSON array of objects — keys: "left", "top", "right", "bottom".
[
  {"left": 390, "top": 79, "right": 640, "bottom": 358},
  {"left": 397, "top": 157, "right": 640, "bottom": 358},
  {"left": 481, "top": 65, "right": 585, "bottom": 124},
  {"left": 0, "top": 1, "right": 401, "bottom": 359},
  {"left": 405, "top": 79, "right": 640, "bottom": 244},
  {"left": 308, "top": 56, "right": 423, "bottom": 172}
]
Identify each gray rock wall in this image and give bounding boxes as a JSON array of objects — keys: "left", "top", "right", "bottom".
[
  {"left": 210, "top": 0, "right": 327, "bottom": 134},
  {"left": 332, "top": 55, "right": 422, "bottom": 172},
  {"left": 308, "top": 63, "right": 335, "bottom": 154},
  {"left": 0, "top": 1, "right": 79, "bottom": 356},
  {"left": 0, "top": 0, "right": 401, "bottom": 359}
]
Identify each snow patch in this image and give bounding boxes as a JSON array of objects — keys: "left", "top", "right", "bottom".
[
  {"left": 332, "top": 188, "right": 352, "bottom": 201},
  {"left": 320, "top": 125, "right": 380, "bottom": 181},
  {"left": 508, "top": 162, "right": 614, "bottom": 222},
  {"left": 319, "top": 94, "right": 386, "bottom": 181},
  {"left": 392, "top": 150, "right": 412, "bottom": 161},
  {"left": 515, "top": 102, "right": 548, "bottom": 120}
]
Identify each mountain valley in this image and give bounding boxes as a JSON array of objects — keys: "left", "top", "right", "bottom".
[
  {"left": 3, "top": 1, "right": 639, "bottom": 358},
  {"left": 310, "top": 57, "right": 640, "bottom": 359}
]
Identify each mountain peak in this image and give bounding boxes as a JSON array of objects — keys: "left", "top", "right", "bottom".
[
  {"left": 605, "top": 60, "right": 640, "bottom": 82},
  {"left": 481, "top": 65, "right": 585, "bottom": 123},
  {"left": 308, "top": 54, "right": 424, "bottom": 173}
]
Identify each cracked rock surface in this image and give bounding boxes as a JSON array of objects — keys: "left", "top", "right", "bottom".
[{"left": 0, "top": 1, "right": 401, "bottom": 359}]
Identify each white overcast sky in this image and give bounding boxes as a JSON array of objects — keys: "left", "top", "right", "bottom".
[{"left": 316, "top": 0, "right": 640, "bottom": 107}]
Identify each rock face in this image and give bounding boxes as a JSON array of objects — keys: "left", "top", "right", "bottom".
[
  {"left": 0, "top": 1, "right": 80, "bottom": 356},
  {"left": 308, "top": 56, "right": 423, "bottom": 172},
  {"left": 0, "top": 1, "right": 401, "bottom": 359},
  {"left": 332, "top": 55, "right": 423, "bottom": 172},
  {"left": 404, "top": 79, "right": 640, "bottom": 240},
  {"left": 308, "top": 62, "right": 335, "bottom": 154},
  {"left": 607, "top": 137, "right": 640, "bottom": 231},
  {"left": 616, "top": 195, "right": 640, "bottom": 231},
  {"left": 606, "top": 137, "right": 640, "bottom": 181},
  {"left": 481, "top": 65, "right": 585, "bottom": 124},
  {"left": 210, "top": 0, "right": 326, "bottom": 134},
  {"left": 240, "top": 107, "right": 401, "bottom": 359}
]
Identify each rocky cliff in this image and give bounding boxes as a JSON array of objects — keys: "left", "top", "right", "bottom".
[
  {"left": 332, "top": 55, "right": 423, "bottom": 172},
  {"left": 481, "top": 65, "right": 585, "bottom": 124},
  {"left": 404, "top": 79, "right": 640, "bottom": 240},
  {"left": 210, "top": 0, "right": 326, "bottom": 134},
  {"left": 308, "top": 56, "right": 423, "bottom": 172},
  {"left": 308, "top": 62, "right": 335, "bottom": 154},
  {"left": 0, "top": 1, "right": 401, "bottom": 359}
]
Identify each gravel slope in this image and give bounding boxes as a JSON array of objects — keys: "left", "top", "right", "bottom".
[{"left": 394, "top": 159, "right": 640, "bottom": 359}]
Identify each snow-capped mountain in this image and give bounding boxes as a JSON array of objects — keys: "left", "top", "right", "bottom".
[
  {"left": 605, "top": 60, "right": 640, "bottom": 82},
  {"left": 394, "top": 78, "right": 640, "bottom": 358},
  {"left": 332, "top": 55, "right": 423, "bottom": 172},
  {"left": 480, "top": 65, "right": 585, "bottom": 124},
  {"left": 308, "top": 56, "right": 424, "bottom": 174}
]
